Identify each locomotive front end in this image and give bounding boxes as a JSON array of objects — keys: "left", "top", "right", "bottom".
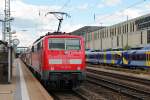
[{"left": 43, "top": 35, "right": 86, "bottom": 88}]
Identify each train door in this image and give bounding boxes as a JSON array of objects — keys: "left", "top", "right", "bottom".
[
  {"left": 111, "top": 51, "right": 115, "bottom": 64},
  {"left": 146, "top": 52, "right": 150, "bottom": 67},
  {"left": 104, "top": 52, "right": 106, "bottom": 63}
]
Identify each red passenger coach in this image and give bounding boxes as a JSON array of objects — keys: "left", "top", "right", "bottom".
[{"left": 30, "top": 33, "right": 86, "bottom": 88}]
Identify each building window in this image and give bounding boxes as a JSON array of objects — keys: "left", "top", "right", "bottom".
[
  {"left": 147, "top": 30, "right": 150, "bottom": 43},
  {"left": 124, "top": 25, "right": 126, "bottom": 33},
  {"left": 130, "top": 22, "right": 132, "bottom": 32},
  {"left": 117, "top": 36, "right": 119, "bottom": 46},
  {"left": 127, "top": 23, "right": 129, "bottom": 32},
  {"left": 102, "top": 32, "right": 104, "bottom": 38},
  {"left": 114, "top": 27, "right": 116, "bottom": 36},
  {"left": 90, "top": 33, "right": 92, "bottom": 41},
  {"left": 118, "top": 26, "right": 121, "bottom": 34},
  {"left": 98, "top": 31, "right": 100, "bottom": 39},
  {"left": 94, "top": 32, "right": 97, "bottom": 39},
  {"left": 135, "top": 16, "right": 150, "bottom": 30},
  {"left": 107, "top": 29, "right": 108, "bottom": 38},
  {"left": 88, "top": 34, "right": 90, "bottom": 41},
  {"left": 103, "top": 30, "right": 105, "bottom": 38},
  {"left": 100, "top": 32, "right": 101, "bottom": 38},
  {"left": 141, "top": 32, "right": 143, "bottom": 44},
  {"left": 133, "top": 23, "right": 135, "bottom": 32},
  {"left": 122, "top": 25, "right": 124, "bottom": 34}
]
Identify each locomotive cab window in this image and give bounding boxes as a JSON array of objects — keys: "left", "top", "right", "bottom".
[
  {"left": 49, "top": 38, "right": 80, "bottom": 50},
  {"left": 49, "top": 39, "right": 65, "bottom": 50},
  {"left": 65, "top": 39, "right": 80, "bottom": 50}
]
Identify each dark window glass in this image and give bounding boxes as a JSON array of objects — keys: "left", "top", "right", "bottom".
[
  {"left": 147, "top": 30, "right": 150, "bottom": 43},
  {"left": 49, "top": 38, "right": 80, "bottom": 50}
]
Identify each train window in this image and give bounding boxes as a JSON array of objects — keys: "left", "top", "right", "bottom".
[
  {"left": 115, "top": 54, "right": 120, "bottom": 59},
  {"left": 65, "top": 39, "right": 80, "bottom": 50},
  {"left": 111, "top": 54, "right": 114, "bottom": 59},
  {"left": 41, "top": 41, "right": 43, "bottom": 48},
  {"left": 114, "top": 54, "right": 116, "bottom": 59},
  {"left": 49, "top": 38, "right": 80, "bottom": 50},
  {"left": 136, "top": 54, "right": 139, "bottom": 60},
  {"left": 100, "top": 54, "right": 103, "bottom": 59},
  {"left": 31, "top": 46, "right": 34, "bottom": 52},
  {"left": 132, "top": 54, "right": 135, "bottom": 60},
  {"left": 143, "top": 54, "right": 146, "bottom": 60},
  {"left": 140, "top": 54, "right": 144, "bottom": 60},
  {"left": 37, "top": 42, "right": 41, "bottom": 50},
  {"left": 129, "top": 55, "right": 132, "bottom": 60},
  {"left": 134, "top": 54, "right": 146, "bottom": 61},
  {"left": 34, "top": 45, "right": 37, "bottom": 52},
  {"left": 137, "top": 54, "right": 140, "bottom": 60},
  {"left": 49, "top": 39, "right": 65, "bottom": 50}
]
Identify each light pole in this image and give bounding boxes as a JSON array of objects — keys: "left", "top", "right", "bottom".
[{"left": 0, "top": 18, "right": 13, "bottom": 41}]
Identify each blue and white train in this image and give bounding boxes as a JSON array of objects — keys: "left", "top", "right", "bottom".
[{"left": 86, "top": 49, "right": 150, "bottom": 69}]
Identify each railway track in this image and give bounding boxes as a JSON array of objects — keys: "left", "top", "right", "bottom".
[
  {"left": 87, "top": 66, "right": 150, "bottom": 86},
  {"left": 49, "top": 87, "right": 105, "bottom": 100},
  {"left": 86, "top": 63, "right": 150, "bottom": 74},
  {"left": 86, "top": 66, "right": 150, "bottom": 100},
  {"left": 49, "top": 90, "right": 85, "bottom": 100}
]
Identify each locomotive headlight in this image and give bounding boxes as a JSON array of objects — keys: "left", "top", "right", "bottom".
[
  {"left": 49, "top": 59, "right": 62, "bottom": 64},
  {"left": 69, "top": 59, "right": 82, "bottom": 64}
]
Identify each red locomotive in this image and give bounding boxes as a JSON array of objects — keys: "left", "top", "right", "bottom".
[{"left": 23, "top": 32, "right": 86, "bottom": 88}]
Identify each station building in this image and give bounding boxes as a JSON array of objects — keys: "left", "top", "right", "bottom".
[{"left": 72, "top": 13, "right": 150, "bottom": 50}]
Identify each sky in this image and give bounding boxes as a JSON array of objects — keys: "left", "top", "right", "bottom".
[{"left": 0, "top": 0, "right": 150, "bottom": 46}]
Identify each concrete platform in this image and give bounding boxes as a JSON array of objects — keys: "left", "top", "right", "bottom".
[{"left": 0, "top": 59, "right": 53, "bottom": 100}]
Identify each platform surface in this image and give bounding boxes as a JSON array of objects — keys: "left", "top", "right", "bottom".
[{"left": 0, "top": 59, "right": 53, "bottom": 100}]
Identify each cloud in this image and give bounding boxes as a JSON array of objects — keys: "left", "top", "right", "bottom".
[
  {"left": 94, "top": 0, "right": 150, "bottom": 26},
  {"left": 0, "top": 0, "right": 4, "bottom": 6},
  {"left": 11, "top": 1, "right": 61, "bottom": 20},
  {"left": 97, "top": 4, "right": 104, "bottom": 8},
  {"left": 13, "top": 18, "right": 40, "bottom": 28},
  {"left": 62, "top": 24, "right": 83, "bottom": 33},
  {"left": 0, "top": 0, "right": 65, "bottom": 46},
  {"left": 77, "top": 3, "right": 89, "bottom": 11},
  {"left": 3, "top": 0, "right": 63, "bottom": 46},
  {"left": 123, "top": 9, "right": 141, "bottom": 19},
  {"left": 102, "top": 0, "right": 122, "bottom": 6},
  {"left": 15, "top": 31, "right": 36, "bottom": 46},
  {"left": 95, "top": 7, "right": 147, "bottom": 26},
  {"left": 97, "top": 0, "right": 122, "bottom": 8},
  {"left": 6, "top": 0, "right": 83, "bottom": 46},
  {"left": 14, "top": 23, "right": 83, "bottom": 46},
  {"left": 0, "top": 0, "right": 149, "bottom": 46}
]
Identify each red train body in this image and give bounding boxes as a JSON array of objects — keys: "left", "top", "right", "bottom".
[{"left": 24, "top": 34, "right": 86, "bottom": 88}]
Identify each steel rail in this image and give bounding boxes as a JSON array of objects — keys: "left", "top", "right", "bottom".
[{"left": 87, "top": 72, "right": 150, "bottom": 100}]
